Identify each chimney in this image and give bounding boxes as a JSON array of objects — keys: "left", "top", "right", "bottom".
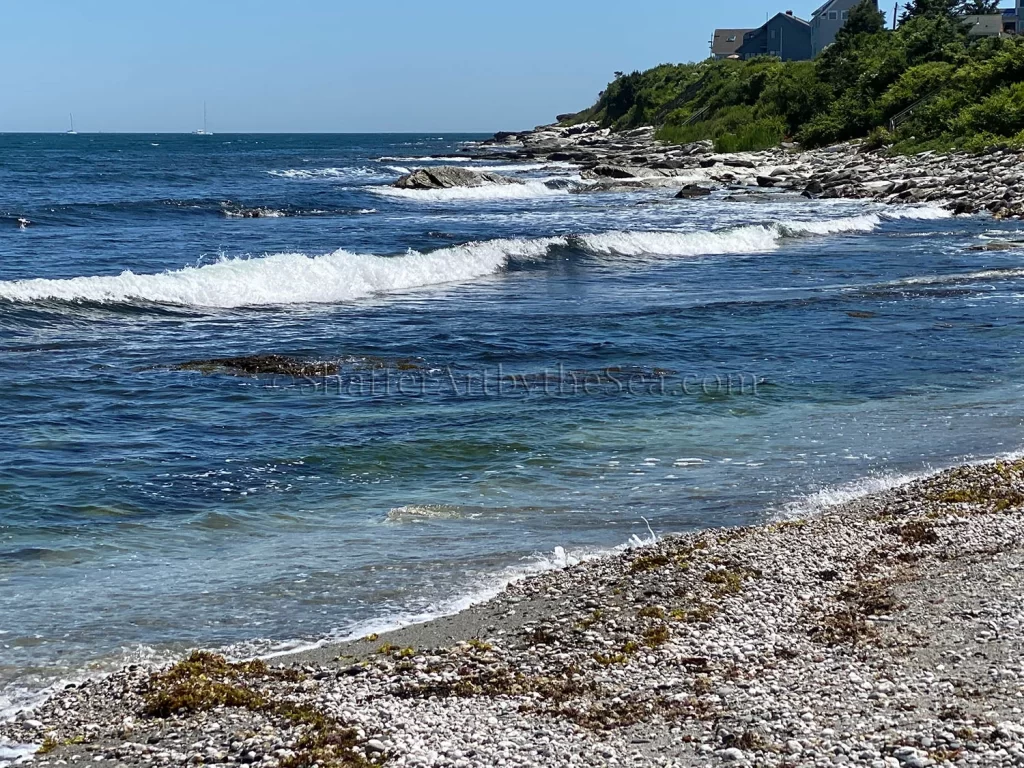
[{"left": 786, "top": 9, "right": 793, "bottom": 14}]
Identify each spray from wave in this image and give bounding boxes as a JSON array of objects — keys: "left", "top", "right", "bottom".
[{"left": 0, "top": 212, "right": 940, "bottom": 309}]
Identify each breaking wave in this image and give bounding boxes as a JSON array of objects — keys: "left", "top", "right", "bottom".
[
  {"left": 0, "top": 213, "right": 931, "bottom": 309},
  {"left": 370, "top": 180, "right": 568, "bottom": 202},
  {"left": 0, "top": 238, "right": 562, "bottom": 308}
]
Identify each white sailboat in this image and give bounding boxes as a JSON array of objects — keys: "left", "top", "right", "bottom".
[
  {"left": 66, "top": 113, "right": 77, "bottom": 135},
  {"left": 192, "top": 103, "right": 213, "bottom": 135}
]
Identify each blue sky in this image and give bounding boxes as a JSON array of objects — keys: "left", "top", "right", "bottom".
[{"left": 1, "top": 1, "right": 904, "bottom": 133}]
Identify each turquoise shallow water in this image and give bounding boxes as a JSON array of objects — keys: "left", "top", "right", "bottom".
[{"left": 1, "top": 133, "right": 1023, "bottom": 707}]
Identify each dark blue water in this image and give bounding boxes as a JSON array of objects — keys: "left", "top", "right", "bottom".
[{"left": 2, "top": 133, "right": 1023, "bottom": 708}]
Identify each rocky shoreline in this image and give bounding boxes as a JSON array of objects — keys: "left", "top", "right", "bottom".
[
  {"left": 5, "top": 457, "right": 1024, "bottom": 767},
  {"left": 419, "top": 122, "right": 1024, "bottom": 220}
]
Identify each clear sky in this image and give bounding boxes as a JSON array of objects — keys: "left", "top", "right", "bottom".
[{"left": 1, "top": 1, "right": 906, "bottom": 133}]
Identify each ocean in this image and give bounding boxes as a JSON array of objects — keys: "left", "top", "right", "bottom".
[{"left": 1, "top": 132, "right": 1023, "bottom": 712}]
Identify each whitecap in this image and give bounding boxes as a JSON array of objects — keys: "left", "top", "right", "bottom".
[
  {"left": 0, "top": 237, "right": 564, "bottom": 308},
  {"left": 370, "top": 180, "right": 567, "bottom": 202}
]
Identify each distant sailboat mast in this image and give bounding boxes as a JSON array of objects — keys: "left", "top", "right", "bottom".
[{"left": 66, "top": 113, "right": 77, "bottom": 135}]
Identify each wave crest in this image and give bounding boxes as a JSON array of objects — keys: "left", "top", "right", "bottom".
[
  {"left": 0, "top": 213, "right": 921, "bottom": 309},
  {"left": 370, "top": 180, "right": 567, "bottom": 202}
]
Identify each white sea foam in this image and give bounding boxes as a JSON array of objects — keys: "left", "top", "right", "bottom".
[
  {"left": 894, "top": 267, "right": 1024, "bottom": 286},
  {"left": 0, "top": 213, "right": 928, "bottom": 308},
  {"left": 880, "top": 205, "right": 954, "bottom": 220},
  {"left": 370, "top": 180, "right": 568, "bottom": 202},
  {"left": 268, "top": 167, "right": 384, "bottom": 180},
  {"left": 259, "top": 525, "right": 661, "bottom": 661},
  {"left": 0, "top": 238, "right": 563, "bottom": 308},
  {"left": 771, "top": 446, "right": 1024, "bottom": 522},
  {"left": 578, "top": 215, "right": 881, "bottom": 258},
  {"left": 0, "top": 742, "right": 37, "bottom": 768}
]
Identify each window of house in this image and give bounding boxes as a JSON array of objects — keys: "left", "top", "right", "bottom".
[
  {"left": 841, "top": 10, "right": 849, "bottom": 19},
  {"left": 829, "top": 10, "right": 838, "bottom": 19},
  {"left": 770, "top": 29, "right": 776, "bottom": 39}
]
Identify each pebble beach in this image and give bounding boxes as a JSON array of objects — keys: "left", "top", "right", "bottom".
[{"left": 5, "top": 457, "right": 1024, "bottom": 768}]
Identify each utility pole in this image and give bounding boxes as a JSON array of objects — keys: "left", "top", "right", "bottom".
[{"left": 893, "top": 2, "right": 899, "bottom": 29}]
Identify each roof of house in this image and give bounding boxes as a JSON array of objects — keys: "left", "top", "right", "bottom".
[
  {"left": 962, "top": 13, "right": 1006, "bottom": 35},
  {"left": 813, "top": 0, "right": 877, "bottom": 18},
  {"left": 812, "top": 0, "right": 836, "bottom": 18},
  {"left": 712, "top": 28, "right": 754, "bottom": 56},
  {"left": 774, "top": 11, "right": 810, "bottom": 26}
]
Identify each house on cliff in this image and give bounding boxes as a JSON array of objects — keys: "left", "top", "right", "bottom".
[
  {"left": 811, "top": 0, "right": 879, "bottom": 57},
  {"left": 735, "top": 11, "right": 812, "bottom": 62},
  {"left": 711, "top": 28, "right": 753, "bottom": 60}
]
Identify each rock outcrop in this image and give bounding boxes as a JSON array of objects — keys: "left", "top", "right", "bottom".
[
  {"left": 463, "top": 119, "right": 1024, "bottom": 217},
  {"left": 393, "top": 166, "right": 522, "bottom": 190}
]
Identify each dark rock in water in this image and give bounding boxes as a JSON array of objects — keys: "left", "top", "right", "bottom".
[
  {"left": 171, "top": 354, "right": 428, "bottom": 377},
  {"left": 699, "top": 158, "right": 718, "bottom": 168},
  {"left": 967, "top": 241, "right": 1024, "bottom": 252},
  {"left": 589, "top": 164, "right": 645, "bottom": 179},
  {"left": 491, "top": 131, "right": 519, "bottom": 143},
  {"left": 724, "top": 158, "right": 756, "bottom": 169},
  {"left": 756, "top": 175, "right": 777, "bottom": 188},
  {"left": 846, "top": 311, "right": 878, "bottom": 319},
  {"left": 221, "top": 205, "right": 285, "bottom": 219},
  {"left": 801, "top": 179, "right": 824, "bottom": 198},
  {"left": 675, "top": 184, "right": 712, "bottom": 199},
  {"left": 393, "top": 166, "right": 522, "bottom": 190},
  {"left": 173, "top": 355, "right": 340, "bottom": 377},
  {"left": 953, "top": 201, "right": 976, "bottom": 216}
]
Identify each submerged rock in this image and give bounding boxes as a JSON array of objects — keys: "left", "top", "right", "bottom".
[
  {"left": 967, "top": 241, "right": 1024, "bottom": 252},
  {"left": 393, "top": 166, "right": 522, "bottom": 190},
  {"left": 170, "top": 354, "right": 427, "bottom": 377},
  {"left": 173, "top": 355, "right": 340, "bottom": 377}
]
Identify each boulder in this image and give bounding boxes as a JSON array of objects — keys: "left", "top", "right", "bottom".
[
  {"left": 675, "top": 184, "right": 712, "bottom": 198},
  {"left": 801, "top": 179, "right": 824, "bottom": 198},
  {"left": 756, "top": 175, "right": 777, "bottom": 188},
  {"left": 585, "top": 165, "right": 675, "bottom": 179},
  {"left": 679, "top": 139, "right": 715, "bottom": 156},
  {"left": 393, "top": 166, "right": 522, "bottom": 190}
]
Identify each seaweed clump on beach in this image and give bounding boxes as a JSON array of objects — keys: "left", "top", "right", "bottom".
[
  {"left": 142, "top": 651, "right": 278, "bottom": 717},
  {"left": 811, "top": 578, "right": 899, "bottom": 647},
  {"left": 143, "top": 652, "right": 384, "bottom": 768}
]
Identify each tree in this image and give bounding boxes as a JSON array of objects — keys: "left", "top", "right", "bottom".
[
  {"left": 842, "top": 0, "right": 887, "bottom": 37},
  {"left": 900, "top": 0, "right": 956, "bottom": 22},
  {"left": 955, "top": 0, "right": 1001, "bottom": 13}
]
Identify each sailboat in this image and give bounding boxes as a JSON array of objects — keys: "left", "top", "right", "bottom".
[
  {"left": 192, "top": 103, "right": 213, "bottom": 135},
  {"left": 66, "top": 113, "right": 77, "bottom": 135}
]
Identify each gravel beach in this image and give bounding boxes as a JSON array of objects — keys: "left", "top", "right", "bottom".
[{"left": 5, "top": 458, "right": 1024, "bottom": 767}]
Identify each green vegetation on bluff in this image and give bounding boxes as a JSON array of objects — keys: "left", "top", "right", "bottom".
[{"left": 565, "top": 0, "right": 1024, "bottom": 153}]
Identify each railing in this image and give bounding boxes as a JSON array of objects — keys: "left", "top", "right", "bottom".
[
  {"left": 889, "top": 90, "right": 942, "bottom": 132},
  {"left": 683, "top": 105, "right": 712, "bottom": 126}
]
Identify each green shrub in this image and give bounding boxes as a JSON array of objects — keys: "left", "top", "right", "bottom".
[{"left": 576, "top": 28, "right": 1024, "bottom": 154}]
